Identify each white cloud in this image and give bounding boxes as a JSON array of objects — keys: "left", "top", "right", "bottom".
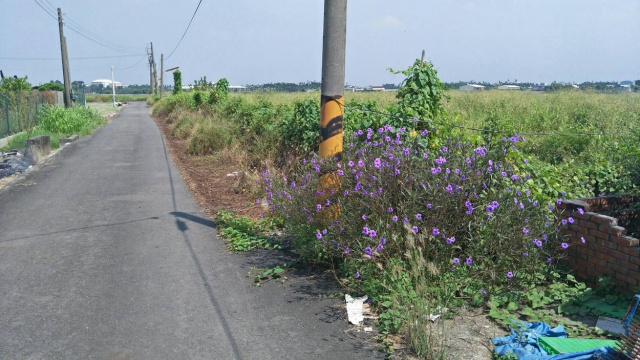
[{"left": 372, "top": 15, "right": 406, "bottom": 30}]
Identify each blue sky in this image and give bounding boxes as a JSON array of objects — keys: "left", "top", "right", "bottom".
[{"left": 1, "top": 0, "right": 638, "bottom": 86}]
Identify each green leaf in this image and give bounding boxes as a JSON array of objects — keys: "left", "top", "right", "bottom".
[{"left": 507, "top": 302, "right": 519, "bottom": 311}]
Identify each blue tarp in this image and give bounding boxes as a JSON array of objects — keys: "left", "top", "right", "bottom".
[{"left": 492, "top": 321, "right": 616, "bottom": 359}]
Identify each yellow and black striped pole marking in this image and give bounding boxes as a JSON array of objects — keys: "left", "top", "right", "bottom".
[
  {"left": 319, "top": 94, "right": 344, "bottom": 159},
  {"left": 318, "top": 95, "right": 344, "bottom": 218}
]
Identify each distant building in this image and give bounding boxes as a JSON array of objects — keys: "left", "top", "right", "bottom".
[
  {"left": 91, "top": 79, "right": 122, "bottom": 88},
  {"left": 365, "top": 86, "right": 385, "bottom": 91},
  {"left": 497, "top": 85, "right": 520, "bottom": 90},
  {"left": 459, "top": 84, "right": 485, "bottom": 91},
  {"left": 228, "top": 85, "right": 246, "bottom": 92}
]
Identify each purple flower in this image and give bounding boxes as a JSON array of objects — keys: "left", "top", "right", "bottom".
[
  {"left": 377, "top": 244, "right": 384, "bottom": 252},
  {"left": 427, "top": 203, "right": 432, "bottom": 209},
  {"left": 362, "top": 226, "right": 369, "bottom": 234},
  {"left": 556, "top": 199, "right": 562, "bottom": 205},
  {"left": 561, "top": 242, "right": 569, "bottom": 249},
  {"left": 387, "top": 207, "right": 394, "bottom": 213},
  {"left": 453, "top": 258, "right": 460, "bottom": 265},
  {"left": 337, "top": 170, "right": 344, "bottom": 176},
  {"left": 392, "top": 216, "right": 398, "bottom": 222},
  {"left": 369, "top": 230, "right": 377, "bottom": 238},
  {"left": 255, "top": 199, "right": 260, "bottom": 204},
  {"left": 355, "top": 271, "right": 360, "bottom": 278},
  {"left": 533, "top": 239, "right": 542, "bottom": 247},
  {"left": 432, "top": 228, "right": 440, "bottom": 236},
  {"left": 578, "top": 208, "right": 585, "bottom": 215},
  {"left": 466, "top": 257, "right": 473, "bottom": 266},
  {"left": 523, "top": 227, "right": 530, "bottom": 234},
  {"left": 581, "top": 236, "right": 586, "bottom": 244},
  {"left": 435, "top": 156, "right": 447, "bottom": 165},
  {"left": 348, "top": 161, "right": 354, "bottom": 167},
  {"left": 374, "top": 158, "right": 382, "bottom": 168},
  {"left": 568, "top": 217, "right": 574, "bottom": 224},
  {"left": 446, "top": 236, "right": 455, "bottom": 244},
  {"left": 412, "top": 226, "right": 419, "bottom": 233},
  {"left": 380, "top": 237, "right": 386, "bottom": 245},
  {"left": 316, "top": 232, "right": 322, "bottom": 240},
  {"left": 507, "top": 272, "right": 514, "bottom": 278},
  {"left": 523, "top": 253, "right": 529, "bottom": 257},
  {"left": 415, "top": 213, "right": 423, "bottom": 220},
  {"left": 344, "top": 247, "right": 350, "bottom": 254},
  {"left": 322, "top": 229, "right": 328, "bottom": 235},
  {"left": 358, "top": 160, "right": 364, "bottom": 167},
  {"left": 561, "top": 219, "right": 567, "bottom": 226},
  {"left": 316, "top": 204, "right": 322, "bottom": 212},
  {"left": 362, "top": 214, "right": 367, "bottom": 221},
  {"left": 403, "top": 217, "right": 409, "bottom": 223},
  {"left": 364, "top": 247, "right": 373, "bottom": 257}
]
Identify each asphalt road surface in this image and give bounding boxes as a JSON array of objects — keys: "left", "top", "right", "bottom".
[{"left": 0, "top": 102, "right": 381, "bottom": 360}]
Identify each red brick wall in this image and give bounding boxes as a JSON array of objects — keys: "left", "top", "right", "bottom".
[{"left": 558, "top": 197, "right": 640, "bottom": 292}]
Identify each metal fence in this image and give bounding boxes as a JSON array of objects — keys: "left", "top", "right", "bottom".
[
  {"left": 0, "top": 85, "right": 86, "bottom": 139},
  {"left": 0, "top": 91, "right": 48, "bottom": 139}
]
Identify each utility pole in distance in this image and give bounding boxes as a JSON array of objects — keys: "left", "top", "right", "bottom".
[
  {"left": 57, "top": 8, "right": 72, "bottom": 108},
  {"left": 160, "top": 54, "right": 164, "bottom": 98},
  {"left": 319, "top": 0, "right": 347, "bottom": 161},
  {"left": 150, "top": 42, "right": 158, "bottom": 95}
]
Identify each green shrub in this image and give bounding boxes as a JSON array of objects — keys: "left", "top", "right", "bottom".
[
  {"left": 38, "top": 105, "right": 104, "bottom": 135},
  {"left": 187, "top": 119, "right": 234, "bottom": 155},
  {"left": 278, "top": 99, "right": 320, "bottom": 154}
]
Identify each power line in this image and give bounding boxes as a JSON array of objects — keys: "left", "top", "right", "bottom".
[
  {"left": 114, "top": 56, "right": 148, "bottom": 70},
  {"left": 1, "top": 55, "right": 146, "bottom": 60},
  {"left": 165, "top": 0, "right": 204, "bottom": 60},
  {"left": 32, "top": 0, "right": 148, "bottom": 55},
  {"left": 39, "top": 0, "right": 147, "bottom": 51}
]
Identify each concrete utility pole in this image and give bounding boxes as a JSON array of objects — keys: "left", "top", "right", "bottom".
[
  {"left": 111, "top": 66, "right": 117, "bottom": 108},
  {"left": 319, "top": 0, "right": 347, "bottom": 160},
  {"left": 148, "top": 44, "right": 153, "bottom": 94},
  {"left": 160, "top": 54, "right": 164, "bottom": 98},
  {"left": 57, "top": 8, "right": 72, "bottom": 108},
  {"left": 150, "top": 42, "right": 158, "bottom": 95}
]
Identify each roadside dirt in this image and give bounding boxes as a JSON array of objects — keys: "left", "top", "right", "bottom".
[{"left": 152, "top": 112, "right": 263, "bottom": 220}]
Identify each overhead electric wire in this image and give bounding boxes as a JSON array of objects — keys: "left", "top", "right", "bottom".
[
  {"left": 1, "top": 54, "right": 146, "bottom": 60},
  {"left": 32, "top": 0, "right": 148, "bottom": 55},
  {"left": 164, "top": 0, "right": 204, "bottom": 60},
  {"left": 114, "top": 55, "right": 148, "bottom": 70},
  {"left": 39, "top": 0, "right": 147, "bottom": 52}
]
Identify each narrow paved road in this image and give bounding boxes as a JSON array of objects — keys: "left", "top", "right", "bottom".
[{"left": 0, "top": 102, "right": 380, "bottom": 359}]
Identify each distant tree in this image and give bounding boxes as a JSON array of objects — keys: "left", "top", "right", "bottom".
[
  {"left": 37, "top": 82, "right": 64, "bottom": 91},
  {"left": 0, "top": 75, "right": 32, "bottom": 92},
  {"left": 382, "top": 83, "right": 399, "bottom": 90}
]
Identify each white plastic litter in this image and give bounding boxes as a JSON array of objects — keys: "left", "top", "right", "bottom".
[
  {"left": 429, "top": 314, "right": 441, "bottom": 322},
  {"left": 345, "top": 294, "right": 368, "bottom": 325},
  {"left": 364, "top": 327, "right": 373, "bottom": 332},
  {"left": 595, "top": 316, "right": 625, "bottom": 335}
]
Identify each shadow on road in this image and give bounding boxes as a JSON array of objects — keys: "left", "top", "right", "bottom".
[
  {"left": 159, "top": 126, "right": 242, "bottom": 360},
  {"left": 0, "top": 216, "right": 161, "bottom": 244}
]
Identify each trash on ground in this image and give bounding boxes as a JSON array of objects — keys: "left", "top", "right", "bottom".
[
  {"left": 595, "top": 316, "right": 625, "bottom": 335},
  {"left": 345, "top": 294, "right": 368, "bottom": 325}
]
